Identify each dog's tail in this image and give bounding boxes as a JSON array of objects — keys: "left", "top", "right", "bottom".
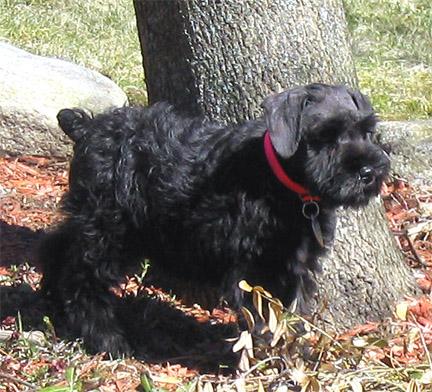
[{"left": 57, "top": 108, "right": 92, "bottom": 142}]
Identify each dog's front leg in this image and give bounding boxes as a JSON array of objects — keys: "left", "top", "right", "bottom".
[
  {"left": 40, "top": 219, "right": 132, "bottom": 357},
  {"left": 61, "top": 273, "right": 131, "bottom": 357}
]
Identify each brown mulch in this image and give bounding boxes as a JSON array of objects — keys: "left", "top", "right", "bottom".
[
  {"left": 382, "top": 180, "right": 432, "bottom": 291},
  {"left": 0, "top": 155, "right": 68, "bottom": 229},
  {"left": 0, "top": 156, "right": 68, "bottom": 270}
]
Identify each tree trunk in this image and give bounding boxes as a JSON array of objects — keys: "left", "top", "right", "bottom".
[{"left": 133, "top": 0, "right": 418, "bottom": 329}]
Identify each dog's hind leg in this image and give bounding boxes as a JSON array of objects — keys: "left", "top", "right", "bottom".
[{"left": 39, "top": 215, "right": 134, "bottom": 357}]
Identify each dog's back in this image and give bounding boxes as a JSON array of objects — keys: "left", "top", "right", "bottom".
[{"left": 57, "top": 103, "right": 264, "bottom": 222}]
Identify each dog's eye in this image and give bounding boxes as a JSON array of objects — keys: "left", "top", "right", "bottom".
[
  {"left": 302, "top": 97, "right": 312, "bottom": 109},
  {"left": 364, "top": 129, "right": 375, "bottom": 139},
  {"left": 321, "top": 129, "right": 340, "bottom": 143},
  {"left": 351, "top": 93, "right": 360, "bottom": 110},
  {"left": 307, "top": 127, "right": 339, "bottom": 146}
]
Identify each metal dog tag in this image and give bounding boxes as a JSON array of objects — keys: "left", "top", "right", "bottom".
[
  {"left": 311, "top": 217, "right": 325, "bottom": 248},
  {"left": 302, "top": 201, "right": 325, "bottom": 248}
]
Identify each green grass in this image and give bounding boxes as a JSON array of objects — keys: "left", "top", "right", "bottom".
[
  {"left": 0, "top": 0, "right": 431, "bottom": 119},
  {"left": 344, "top": 0, "right": 432, "bottom": 120},
  {"left": 0, "top": 0, "right": 146, "bottom": 104}
]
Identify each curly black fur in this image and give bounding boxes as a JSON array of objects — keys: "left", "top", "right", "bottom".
[{"left": 39, "top": 83, "right": 390, "bottom": 361}]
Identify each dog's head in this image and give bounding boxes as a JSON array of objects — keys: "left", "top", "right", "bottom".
[{"left": 262, "top": 83, "right": 390, "bottom": 207}]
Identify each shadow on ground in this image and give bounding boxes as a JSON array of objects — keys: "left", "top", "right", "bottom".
[
  {"left": 0, "top": 285, "right": 239, "bottom": 372},
  {"left": 0, "top": 220, "right": 43, "bottom": 268},
  {"left": 0, "top": 221, "right": 240, "bottom": 373}
]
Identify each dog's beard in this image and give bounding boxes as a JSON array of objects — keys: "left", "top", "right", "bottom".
[
  {"left": 322, "top": 173, "right": 384, "bottom": 207},
  {"left": 306, "top": 144, "right": 390, "bottom": 208}
]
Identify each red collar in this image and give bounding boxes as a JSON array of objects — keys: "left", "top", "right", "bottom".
[{"left": 263, "top": 131, "right": 320, "bottom": 202}]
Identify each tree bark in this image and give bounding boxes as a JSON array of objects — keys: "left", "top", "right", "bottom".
[
  {"left": 134, "top": 0, "right": 356, "bottom": 121},
  {"left": 133, "top": 0, "right": 418, "bottom": 329}
]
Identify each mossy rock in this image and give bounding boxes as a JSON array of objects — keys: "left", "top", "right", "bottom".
[{"left": 378, "top": 120, "right": 432, "bottom": 185}]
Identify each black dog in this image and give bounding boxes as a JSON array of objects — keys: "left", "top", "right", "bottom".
[{"left": 39, "top": 83, "right": 390, "bottom": 357}]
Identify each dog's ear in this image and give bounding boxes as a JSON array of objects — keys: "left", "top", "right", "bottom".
[
  {"left": 57, "top": 108, "right": 92, "bottom": 143},
  {"left": 349, "top": 90, "right": 374, "bottom": 113},
  {"left": 261, "top": 88, "right": 306, "bottom": 159}
]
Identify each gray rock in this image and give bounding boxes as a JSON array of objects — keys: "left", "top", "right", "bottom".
[
  {"left": 378, "top": 120, "right": 432, "bottom": 185},
  {"left": 0, "top": 42, "right": 128, "bottom": 157}
]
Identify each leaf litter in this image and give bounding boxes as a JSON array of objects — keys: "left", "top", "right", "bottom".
[{"left": 0, "top": 156, "right": 431, "bottom": 391}]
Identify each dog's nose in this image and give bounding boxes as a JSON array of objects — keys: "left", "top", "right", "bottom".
[{"left": 359, "top": 166, "right": 375, "bottom": 184}]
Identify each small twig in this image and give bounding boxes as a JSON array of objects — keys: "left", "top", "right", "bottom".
[
  {"left": 312, "top": 346, "right": 325, "bottom": 372},
  {"left": 294, "top": 313, "right": 345, "bottom": 350},
  {"left": 241, "top": 356, "right": 286, "bottom": 378},
  {"left": 410, "top": 318, "right": 432, "bottom": 371},
  {"left": 405, "top": 233, "right": 429, "bottom": 267},
  {"left": 347, "top": 364, "right": 430, "bottom": 376},
  {"left": 406, "top": 220, "right": 432, "bottom": 237},
  {"left": 0, "top": 371, "right": 36, "bottom": 390},
  {"left": 390, "top": 192, "right": 409, "bottom": 210},
  {"left": 153, "top": 354, "right": 215, "bottom": 363}
]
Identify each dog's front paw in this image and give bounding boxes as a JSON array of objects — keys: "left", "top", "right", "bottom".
[{"left": 86, "top": 332, "right": 132, "bottom": 358}]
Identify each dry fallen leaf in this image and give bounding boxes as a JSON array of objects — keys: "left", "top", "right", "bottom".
[{"left": 396, "top": 301, "right": 409, "bottom": 321}]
